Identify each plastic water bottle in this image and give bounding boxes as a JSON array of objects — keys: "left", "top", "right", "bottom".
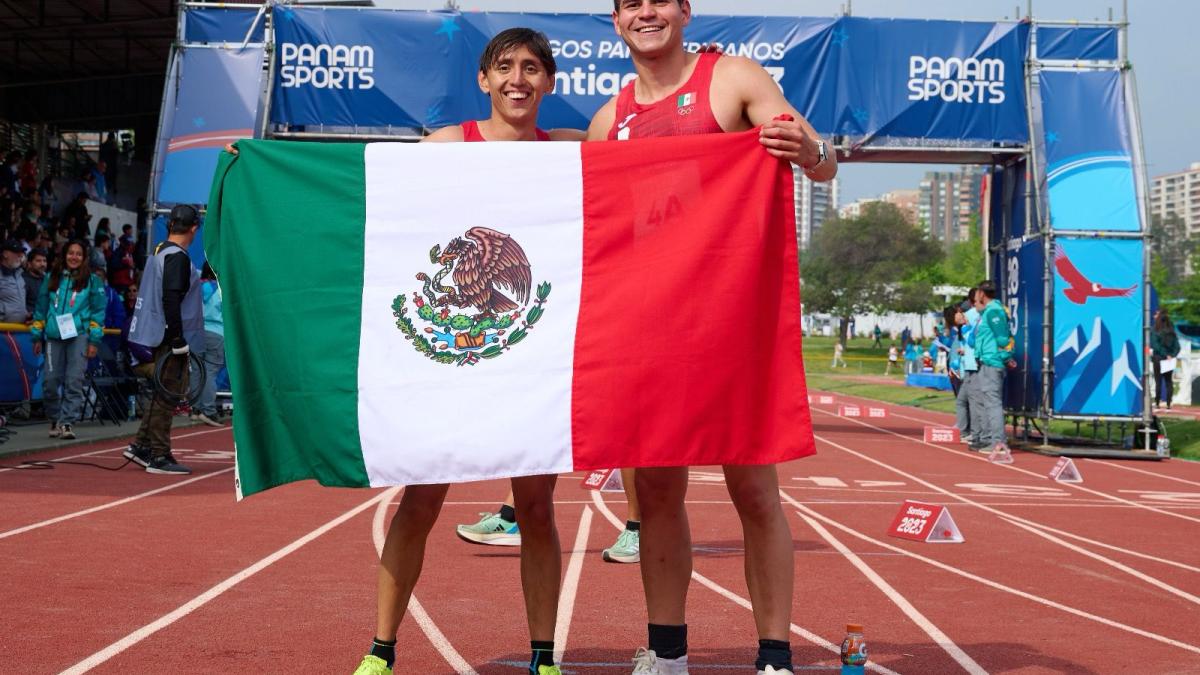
[
  {"left": 840, "top": 624, "right": 867, "bottom": 675},
  {"left": 127, "top": 395, "right": 137, "bottom": 422},
  {"left": 1156, "top": 435, "right": 1170, "bottom": 458}
]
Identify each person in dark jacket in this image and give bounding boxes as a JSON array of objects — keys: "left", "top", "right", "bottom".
[{"left": 1151, "top": 309, "right": 1181, "bottom": 409}]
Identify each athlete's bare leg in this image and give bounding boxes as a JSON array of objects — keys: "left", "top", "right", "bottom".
[
  {"left": 375, "top": 483, "right": 451, "bottom": 640},
  {"left": 635, "top": 466, "right": 692, "bottom": 624},
  {"left": 511, "top": 473, "right": 561, "bottom": 642},
  {"left": 620, "top": 468, "right": 641, "bottom": 521},
  {"left": 723, "top": 464, "right": 793, "bottom": 640}
]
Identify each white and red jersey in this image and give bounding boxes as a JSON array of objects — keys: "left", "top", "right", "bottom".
[{"left": 607, "top": 52, "right": 724, "bottom": 140}]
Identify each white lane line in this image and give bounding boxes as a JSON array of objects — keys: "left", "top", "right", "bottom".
[
  {"left": 371, "top": 489, "right": 477, "bottom": 675},
  {"left": 60, "top": 487, "right": 399, "bottom": 675},
  {"left": 588, "top": 491, "right": 902, "bottom": 675},
  {"left": 438, "top": 499, "right": 1200, "bottom": 510},
  {"left": 1083, "top": 459, "right": 1200, "bottom": 488},
  {"left": 814, "top": 433, "right": 1200, "bottom": 599},
  {"left": 813, "top": 407, "right": 1200, "bottom": 525},
  {"left": 0, "top": 426, "right": 232, "bottom": 475},
  {"left": 795, "top": 511, "right": 988, "bottom": 675},
  {"left": 780, "top": 491, "right": 1200, "bottom": 657},
  {"left": 0, "top": 468, "right": 234, "bottom": 541},
  {"left": 554, "top": 505, "right": 593, "bottom": 664}
]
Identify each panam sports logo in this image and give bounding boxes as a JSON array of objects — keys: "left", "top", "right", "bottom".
[
  {"left": 280, "top": 43, "right": 375, "bottom": 90},
  {"left": 907, "top": 56, "right": 1005, "bottom": 104}
]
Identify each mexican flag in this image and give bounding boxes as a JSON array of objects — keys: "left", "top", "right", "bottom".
[{"left": 206, "top": 130, "right": 814, "bottom": 499}]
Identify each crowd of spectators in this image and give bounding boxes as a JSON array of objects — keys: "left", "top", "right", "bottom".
[{"left": 0, "top": 143, "right": 216, "bottom": 434}]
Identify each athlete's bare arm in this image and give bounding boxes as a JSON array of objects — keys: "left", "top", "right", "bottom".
[
  {"left": 586, "top": 98, "right": 619, "bottom": 141},
  {"left": 714, "top": 56, "right": 837, "bottom": 182},
  {"left": 549, "top": 128, "right": 587, "bottom": 142},
  {"left": 423, "top": 125, "right": 466, "bottom": 143}
]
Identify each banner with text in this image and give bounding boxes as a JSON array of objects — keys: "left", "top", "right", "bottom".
[{"left": 268, "top": 8, "right": 1030, "bottom": 142}]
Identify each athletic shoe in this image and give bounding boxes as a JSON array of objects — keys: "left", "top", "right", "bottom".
[
  {"left": 352, "top": 655, "right": 392, "bottom": 675},
  {"left": 123, "top": 443, "right": 152, "bottom": 468},
  {"left": 191, "top": 411, "right": 224, "bottom": 428},
  {"left": 59, "top": 423, "right": 76, "bottom": 440},
  {"left": 48, "top": 422, "right": 60, "bottom": 438},
  {"left": 758, "top": 668, "right": 794, "bottom": 675},
  {"left": 455, "top": 512, "right": 520, "bottom": 546},
  {"left": 537, "top": 667, "right": 562, "bottom": 675},
  {"left": 146, "top": 453, "right": 192, "bottom": 475},
  {"left": 631, "top": 648, "right": 689, "bottom": 674},
  {"left": 602, "top": 528, "right": 640, "bottom": 563},
  {"left": 961, "top": 434, "right": 975, "bottom": 445}
]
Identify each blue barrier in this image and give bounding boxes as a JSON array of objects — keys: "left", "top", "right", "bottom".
[
  {"left": 0, "top": 331, "right": 43, "bottom": 402},
  {"left": 906, "top": 372, "right": 953, "bottom": 391}
]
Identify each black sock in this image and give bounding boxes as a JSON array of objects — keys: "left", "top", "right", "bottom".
[
  {"left": 530, "top": 640, "right": 555, "bottom": 672},
  {"left": 648, "top": 623, "right": 687, "bottom": 660},
  {"left": 499, "top": 504, "right": 517, "bottom": 522},
  {"left": 755, "top": 639, "right": 792, "bottom": 672},
  {"left": 626, "top": 519, "right": 641, "bottom": 532},
  {"left": 370, "top": 637, "right": 396, "bottom": 668}
]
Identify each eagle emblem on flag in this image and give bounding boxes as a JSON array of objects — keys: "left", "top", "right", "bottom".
[{"left": 392, "top": 227, "right": 551, "bottom": 366}]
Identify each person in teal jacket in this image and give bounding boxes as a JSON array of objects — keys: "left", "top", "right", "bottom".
[
  {"left": 31, "top": 239, "right": 106, "bottom": 440},
  {"left": 968, "top": 281, "right": 1015, "bottom": 451}
]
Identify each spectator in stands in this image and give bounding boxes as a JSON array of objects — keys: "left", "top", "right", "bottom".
[
  {"left": 0, "top": 239, "right": 27, "bottom": 323},
  {"left": 23, "top": 247, "right": 47, "bottom": 318},
  {"left": 101, "top": 133, "right": 120, "bottom": 193},
  {"left": 1151, "top": 308, "right": 1181, "bottom": 410},
  {"left": 31, "top": 239, "right": 105, "bottom": 441},
  {"left": 118, "top": 223, "right": 134, "bottom": 249},
  {"left": 18, "top": 150, "right": 38, "bottom": 196},
  {"left": 91, "top": 232, "right": 110, "bottom": 274},
  {"left": 38, "top": 175, "right": 56, "bottom": 213},
  {"left": 191, "top": 263, "right": 225, "bottom": 428},
  {"left": 968, "top": 280, "right": 1014, "bottom": 453},
  {"left": 108, "top": 236, "right": 135, "bottom": 296},
  {"left": 64, "top": 193, "right": 90, "bottom": 238}
]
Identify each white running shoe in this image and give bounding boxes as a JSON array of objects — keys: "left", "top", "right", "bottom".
[
  {"left": 758, "top": 667, "right": 795, "bottom": 675},
  {"left": 631, "top": 647, "right": 688, "bottom": 674}
]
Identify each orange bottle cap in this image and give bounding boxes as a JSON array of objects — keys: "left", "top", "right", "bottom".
[{"left": 846, "top": 623, "right": 864, "bottom": 633}]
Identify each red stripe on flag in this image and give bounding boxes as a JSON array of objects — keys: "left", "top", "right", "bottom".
[{"left": 572, "top": 130, "right": 815, "bottom": 469}]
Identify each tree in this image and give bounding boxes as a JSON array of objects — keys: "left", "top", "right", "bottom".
[
  {"left": 1150, "top": 212, "right": 1193, "bottom": 291},
  {"left": 802, "top": 202, "right": 944, "bottom": 344},
  {"left": 940, "top": 229, "right": 987, "bottom": 289}
]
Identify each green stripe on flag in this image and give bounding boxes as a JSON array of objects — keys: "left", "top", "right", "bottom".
[{"left": 206, "top": 140, "right": 370, "bottom": 497}]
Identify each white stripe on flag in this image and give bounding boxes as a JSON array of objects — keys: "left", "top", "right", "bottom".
[{"left": 359, "top": 142, "right": 584, "bottom": 485}]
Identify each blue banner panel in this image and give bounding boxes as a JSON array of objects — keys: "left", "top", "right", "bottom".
[
  {"left": 270, "top": 7, "right": 473, "bottom": 130},
  {"left": 183, "top": 7, "right": 266, "bottom": 44},
  {"left": 0, "top": 331, "right": 41, "bottom": 402},
  {"left": 1003, "top": 238, "right": 1044, "bottom": 412},
  {"left": 269, "top": 9, "right": 1030, "bottom": 143},
  {"left": 1040, "top": 70, "right": 1140, "bottom": 232},
  {"left": 1037, "top": 26, "right": 1118, "bottom": 61},
  {"left": 157, "top": 47, "right": 265, "bottom": 206},
  {"left": 1052, "top": 238, "right": 1143, "bottom": 416}
]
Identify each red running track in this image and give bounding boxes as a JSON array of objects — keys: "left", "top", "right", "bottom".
[{"left": 2, "top": 396, "right": 1200, "bottom": 674}]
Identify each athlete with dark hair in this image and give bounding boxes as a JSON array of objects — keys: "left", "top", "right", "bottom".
[{"left": 354, "top": 28, "right": 574, "bottom": 675}]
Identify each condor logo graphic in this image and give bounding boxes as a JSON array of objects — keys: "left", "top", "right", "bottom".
[
  {"left": 280, "top": 43, "right": 376, "bottom": 90},
  {"left": 907, "top": 56, "right": 1005, "bottom": 104}
]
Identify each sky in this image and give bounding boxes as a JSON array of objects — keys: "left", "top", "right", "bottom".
[{"left": 375, "top": 0, "right": 1199, "bottom": 203}]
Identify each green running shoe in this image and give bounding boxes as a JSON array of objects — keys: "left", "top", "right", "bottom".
[
  {"left": 602, "top": 527, "right": 640, "bottom": 563},
  {"left": 456, "top": 511, "right": 521, "bottom": 546},
  {"left": 352, "top": 654, "right": 392, "bottom": 675},
  {"left": 537, "top": 666, "right": 562, "bottom": 675}
]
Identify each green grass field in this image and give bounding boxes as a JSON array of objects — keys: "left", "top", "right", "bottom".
[{"left": 801, "top": 336, "right": 1200, "bottom": 461}]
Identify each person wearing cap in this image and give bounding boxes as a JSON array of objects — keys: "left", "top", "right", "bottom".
[
  {"left": 123, "top": 204, "right": 205, "bottom": 475},
  {"left": 0, "top": 239, "right": 27, "bottom": 323}
]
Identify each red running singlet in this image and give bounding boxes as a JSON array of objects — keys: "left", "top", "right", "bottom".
[
  {"left": 460, "top": 119, "right": 550, "bottom": 142},
  {"left": 606, "top": 52, "right": 725, "bottom": 140}
]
